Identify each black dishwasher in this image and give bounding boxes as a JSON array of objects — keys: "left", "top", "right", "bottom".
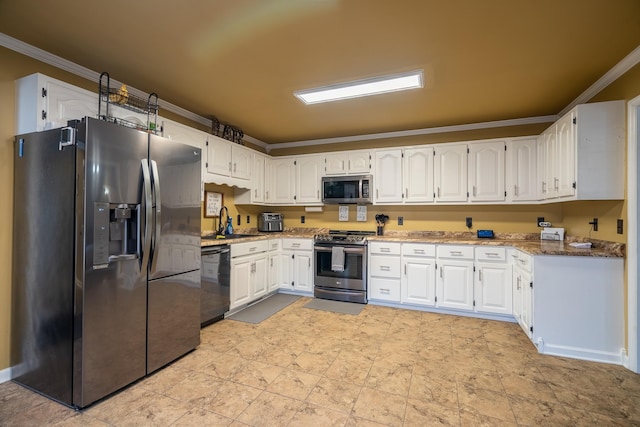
[{"left": 201, "top": 245, "right": 230, "bottom": 327}]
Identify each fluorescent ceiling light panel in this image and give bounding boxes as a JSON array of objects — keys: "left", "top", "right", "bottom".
[{"left": 294, "top": 70, "right": 423, "bottom": 104}]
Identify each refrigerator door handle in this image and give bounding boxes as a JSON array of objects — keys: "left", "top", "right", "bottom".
[
  {"left": 150, "top": 160, "right": 162, "bottom": 274},
  {"left": 141, "top": 159, "right": 153, "bottom": 273}
]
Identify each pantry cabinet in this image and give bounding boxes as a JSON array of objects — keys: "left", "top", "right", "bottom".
[{"left": 434, "top": 143, "right": 468, "bottom": 202}]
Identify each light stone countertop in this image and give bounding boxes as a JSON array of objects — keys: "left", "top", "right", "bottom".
[{"left": 200, "top": 228, "right": 625, "bottom": 258}]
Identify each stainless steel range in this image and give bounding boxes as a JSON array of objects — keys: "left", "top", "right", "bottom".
[{"left": 313, "top": 230, "right": 375, "bottom": 304}]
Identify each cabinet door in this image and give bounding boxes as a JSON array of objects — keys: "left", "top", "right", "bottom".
[
  {"left": 46, "top": 79, "right": 98, "bottom": 130},
  {"left": 324, "top": 153, "right": 347, "bottom": 175},
  {"left": 348, "top": 151, "right": 371, "bottom": 174},
  {"left": 206, "top": 137, "right": 232, "bottom": 177},
  {"left": 542, "top": 127, "right": 557, "bottom": 199},
  {"left": 230, "top": 258, "right": 252, "bottom": 309},
  {"left": 506, "top": 138, "right": 537, "bottom": 202},
  {"left": 556, "top": 112, "right": 576, "bottom": 198},
  {"left": 434, "top": 144, "right": 468, "bottom": 202},
  {"left": 279, "top": 251, "right": 294, "bottom": 290},
  {"left": 536, "top": 135, "right": 547, "bottom": 200},
  {"left": 374, "top": 149, "right": 403, "bottom": 203},
  {"left": 252, "top": 255, "right": 268, "bottom": 299},
  {"left": 402, "top": 257, "right": 436, "bottom": 306},
  {"left": 232, "top": 145, "right": 252, "bottom": 180},
  {"left": 252, "top": 153, "right": 266, "bottom": 203},
  {"left": 270, "top": 158, "right": 296, "bottom": 204},
  {"left": 293, "top": 251, "right": 313, "bottom": 292},
  {"left": 436, "top": 260, "right": 474, "bottom": 310},
  {"left": 268, "top": 253, "right": 280, "bottom": 292},
  {"left": 404, "top": 147, "right": 434, "bottom": 203},
  {"left": 475, "top": 263, "right": 512, "bottom": 315},
  {"left": 520, "top": 269, "right": 533, "bottom": 338},
  {"left": 296, "top": 155, "right": 323, "bottom": 204},
  {"left": 162, "top": 118, "right": 206, "bottom": 149},
  {"left": 468, "top": 141, "right": 505, "bottom": 202},
  {"left": 512, "top": 268, "right": 523, "bottom": 324}
]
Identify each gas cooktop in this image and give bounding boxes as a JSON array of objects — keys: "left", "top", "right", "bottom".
[{"left": 314, "top": 230, "right": 376, "bottom": 245}]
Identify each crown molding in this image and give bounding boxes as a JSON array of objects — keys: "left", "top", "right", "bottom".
[
  {"left": 0, "top": 32, "right": 270, "bottom": 149},
  {"left": 268, "top": 115, "right": 558, "bottom": 150}
]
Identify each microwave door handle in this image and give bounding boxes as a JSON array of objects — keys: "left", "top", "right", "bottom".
[
  {"left": 150, "top": 160, "right": 161, "bottom": 274},
  {"left": 140, "top": 159, "right": 152, "bottom": 273}
]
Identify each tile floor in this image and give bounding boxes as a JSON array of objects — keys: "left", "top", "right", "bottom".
[{"left": 1, "top": 296, "right": 640, "bottom": 426}]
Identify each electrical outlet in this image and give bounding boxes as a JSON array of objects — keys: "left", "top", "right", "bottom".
[
  {"left": 589, "top": 217, "right": 598, "bottom": 231},
  {"left": 466, "top": 217, "right": 472, "bottom": 228},
  {"left": 618, "top": 219, "right": 624, "bottom": 234},
  {"left": 537, "top": 217, "right": 545, "bottom": 227},
  {"left": 246, "top": 215, "right": 250, "bottom": 224},
  {"left": 398, "top": 216, "right": 404, "bottom": 226},
  {"left": 301, "top": 215, "right": 305, "bottom": 224}
]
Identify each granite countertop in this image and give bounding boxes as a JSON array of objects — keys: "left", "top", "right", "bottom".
[{"left": 200, "top": 228, "right": 625, "bottom": 258}]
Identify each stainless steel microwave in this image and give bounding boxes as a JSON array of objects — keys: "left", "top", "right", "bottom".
[{"left": 322, "top": 175, "right": 373, "bottom": 204}]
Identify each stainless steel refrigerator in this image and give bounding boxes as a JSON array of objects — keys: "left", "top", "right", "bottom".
[{"left": 11, "top": 117, "right": 202, "bottom": 408}]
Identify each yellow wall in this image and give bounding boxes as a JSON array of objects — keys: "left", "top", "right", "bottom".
[{"left": 2, "top": 46, "right": 640, "bottom": 373}]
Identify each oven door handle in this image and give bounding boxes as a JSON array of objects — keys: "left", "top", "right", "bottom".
[{"left": 314, "top": 246, "right": 365, "bottom": 254}]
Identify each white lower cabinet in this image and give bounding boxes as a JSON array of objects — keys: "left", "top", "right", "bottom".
[
  {"left": 474, "top": 247, "right": 512, "bottom": 315},
  {"left": 280, "top": 239, "right": 313, "bottom": 293},
  {"left": 368, "top": 242, "right": 401, "bottom": 302},
  {"left": 511, "top": 249, "right": 533, "bottom": 337},
  {"left": 230, "top": 240, "right": 268, "bottom": 310},
  {"left": 401, "top": 243, "right": 436, "bottom": 306},
  {"left": 267, "top": 239, "right": 281, "bottom": 293},
  {"left": 435, "top": 246, "right": 474, "bottom": 311}
]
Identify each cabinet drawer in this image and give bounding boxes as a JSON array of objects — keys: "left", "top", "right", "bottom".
[
  {"left": 402, "top": 243, "right": 436, "bottom": 257},
  {"left": 436, "top": 245, "right": 474, "bottom": 260},
  {"left": 370, "top": 255, "right": 401, "bottom": 278},
  {"left": 268, "top": 239, "right": 281, "bottom": 252},
  {"left": 369, "top": 241, "right": 401, "bottom": 255},
  {"left": 282, "top": 238, "right": 312, "bottom": 251},
  {"left": 511, "top": 250, "right": 532, "bottom": 272},
  {"left": 475, "top": 247, "right": 507, "bottom": 262},
  {"left": 369, "top": 278, "right": 401, "bottom": 302},
  {"left": 231, "top": 240, "right": 268, "bottom": 257}
]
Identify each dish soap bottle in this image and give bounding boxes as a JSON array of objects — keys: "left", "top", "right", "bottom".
[{"left": 225, "top": 216, "right": 234, "bottom": 235}]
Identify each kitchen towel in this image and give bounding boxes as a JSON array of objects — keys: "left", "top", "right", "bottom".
[{"left": 331, "top": 246, "right": 345, "bottom": 272}]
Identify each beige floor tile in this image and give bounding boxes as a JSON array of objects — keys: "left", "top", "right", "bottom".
[
  {"left": 455, "top": 366, "right": 504, "bottom": 393},
  {"left": 52, "top": 413, "right": 112, "bottom": 426},
  {"left": 324, "top": 351, "right": 375, "bottom": 385},
  {"left": 563, "top": 406, "right": 637, "bottom": 426},
  {"left": 164, "top": 371, "right": 225, "bottom": 406},
  {"left": 409, "top": 373, "right": 459, "bottom": 409},
  {"left": 202, "top": 352, "right": 251, "bottom": 380},
  {"left": 117, "top": 394, "right": 191, "bottom": 427},
  {"left": 235, "top": 391, "right": 302, "bottom": 427},
  {"left": 83, "top": 385, "right": 157, "bottom": 425},
  {"left": 499, "top": 367, "right": 558, "bottom": 403},
  {"left": 289, "top": 402, "right": 349, "bottom": 426},
  {"left": 306, "top": 377, "right": 362, "bottom": 414},
  {"left": 201, "top": 380, "right": 262, "bottom": 419},
  {"left": 290, "top": 351, "right": 336, "bottom": 376},
  {"left": 230, "top": 360, "right": 284, "bottom": 389},
  {"left": 345, "top": 415, "right": 390, "bottom": 426},
  {"left": 365, "top": 358, "right": 413, "bottom": 396},
  {"left": 139, "top": 364, "right": 192, "bottom": 393},
  {"left": 351, "top": 387, "right": 407, "bottom": 426},
  {"left": 3, "top": 397, "right": 77, "bottom": 426},
  {"left": 509, "top": 395, "right": 575, "bottom": 426},
  {"left": 457, "top": 384, "right": 516, "bottom": 423},
  {"left": 171, "top": 407, "right": 233, "bottom": 426},
  {"left": 266, "top": 369, "right": 321, "bottom": 400},
  {"left": 404, "top": 398, "right": 460, "bottom": 426},
  {"left": 459, "top": 408, "right": 518, "bottom": 427}
]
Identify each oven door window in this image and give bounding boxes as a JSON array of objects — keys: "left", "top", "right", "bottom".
[{"left": 315, "top": 247, "right": 363, "bottom": 279}]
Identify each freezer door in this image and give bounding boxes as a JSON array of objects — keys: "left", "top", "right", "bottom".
[
  {"left": 147, "top": 270, "right": 201, "bottom": 373},
  {"left": 11, "top": 129, "right": 76, "bottom": 406},
  {"left": 148, "top": 134, "right": 202, "bottom": 280},
  {"left": 75, "top": 118, "right": 149, "bottom": 407}
]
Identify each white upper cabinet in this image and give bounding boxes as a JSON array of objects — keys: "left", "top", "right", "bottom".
[
  {"left": 468, "top": 140, "right": 506, "bottom": 202},
  {"left": 538, "top": 100, "right": 624, "bottom": 201},
  {"left": 506, "top": 138, "right": 537, "bottom": 202},
  {"left": 270, "top": 157, "right": 296, "bottom": 204},
  {"left": 204, "top": 136, "right": 251, "bottom": 188},
  {"left": 16, "top": 73, "right": 97, "bottom": 134},
  {"left": 403, "top": 147, "right": 435, "bottom": 203},
  {"left": 296, "top": 154, "right": 323, "bottom": 204},
  {"left": 434, "top": 143, "right": 468, "bottom": 202},
  {"left": 373, "top": 149, "right": 403, "bottom": 203},
  {"left": 205, "top": 136, "right": 232, "bottom": 177},
  {"left": 252, "top": 153, "right": 266, "bottom": 204},
  {"left": 324, "top": 150, "right": 371, "bottom": 175}
]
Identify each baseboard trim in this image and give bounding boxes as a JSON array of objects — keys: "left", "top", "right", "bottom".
[{"left": 0, "top": 366, "right": 12, "bottom": 384}]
